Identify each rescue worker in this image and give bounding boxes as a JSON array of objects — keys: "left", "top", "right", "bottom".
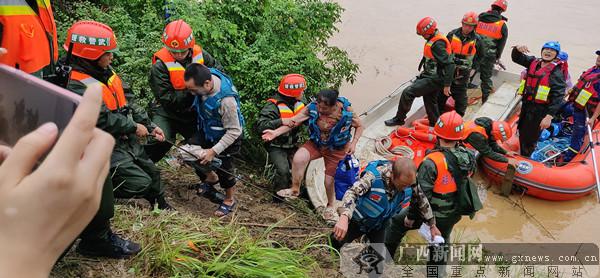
[
  {"left": 262, "top": 89, "right": 363, "bottom": 223},
  {"left": 146, "top": 19, "right": 224, "bottom": 163},
  {"left": 183, "top": 63, "right": 244, "bottom": 217},
  {"left": 560, "top": 50, "right": 600, "bottom": 162},
  {"left": 331, "top": 158, "right": 439, "bottom": 252},
  {"left": 463, "top": 117, "right": 517, "bottom": 165},
  {"left": 438, "top": 12, "right": 486, "bottom": 116},
  {"left": 63, "top": 20, "right": 146, "bottom": 258},
  {"left": 385, "top": 17, "right": 455, "bottom": 127},
  {"left": 256, "top": 74, "right": 306, "bottom": 201},
  {"left": 65, "top": 21, "right": 171, "bottom": 211},
  {"left": 0, "top": 0, "right": 58, "bottom": 77},
  {"left": 385, "top": 111, "right": 477, "bottom": 268},
  {"left": 476, "top": 0, "right": 509, "bottom": 103},
  {"left": 512, "top": 42, "right": 566, "bottom": 157}
]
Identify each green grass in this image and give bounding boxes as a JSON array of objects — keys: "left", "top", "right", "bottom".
[{"left": 56, "top": 205, "right": 332, "bottom": 277}]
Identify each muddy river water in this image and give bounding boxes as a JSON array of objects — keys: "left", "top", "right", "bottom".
[{"left": 330, "top": 0, "right": 600, "bottom": 246}]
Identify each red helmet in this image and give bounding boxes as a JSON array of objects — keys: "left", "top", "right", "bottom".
[
  {"left": 491, "top": 121, "right": 512, "bottom": 142},
  {"left": 491, "top": 0, "right": 508, "bottom": 12},
  {"left": 416, "top": 17, "right": 437, "bottom": 37},
  {"left": 434, "top": 111, "right": 464, "bottom": 141},
  {"left": 462, "top": 11, "right": 478, "bottom": 26},
  {"left": 278, "top": 74, "right": 306, "bottom": 98},
  {"left": 162, "top": 20, "right": 195, "bottom": 52},
  {"left": 64, "top": 20, "right": 118, "bottom": 60}
]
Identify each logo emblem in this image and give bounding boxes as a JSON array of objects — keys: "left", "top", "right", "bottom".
[
  {"left": 170, "top": 40, "right": 180, "bottom": 48},
  {"left": 353, "top": 245, "right": 384, "bottom": 274},
  {"left": 515, "top": 161, "right": 533, "bottom": 175}
]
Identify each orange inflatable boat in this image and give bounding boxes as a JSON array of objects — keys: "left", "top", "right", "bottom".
[{"left": 481, "top": 112, "right": 600, "bottom": 201}]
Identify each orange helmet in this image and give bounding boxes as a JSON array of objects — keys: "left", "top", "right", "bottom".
[
  {"left": 491, "top": 121, "right": 512, "bottom": 142},
  {"left": 492, "top": 0, "right": 508, "bottom": 11},
  {"left": 162, "top": 20, "right": 195, "bottom": 52},
  {"left": 278, "top": 74, "right": 306, "bottom": 98},
  {"left": 416, "top": 17, "right": 437, "bottom": 37},
  {"left": 434, "top": 111, "right": 464, "bottom": 141},
  {"left": 64, "top": 20, "right": 118, "bottom": 60},
  {"left": 462, "top": 11, "right": 478, "bottom": 26}
]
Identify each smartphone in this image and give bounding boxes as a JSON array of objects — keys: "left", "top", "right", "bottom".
[{"left": 0, "top": 64, "right": 80, "bottom": 146}]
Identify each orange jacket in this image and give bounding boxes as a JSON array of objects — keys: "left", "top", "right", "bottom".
[
  {"left": 423, "top": 33, "right": 450, "bottom": 61},
  {"left": 0, "top": 0, "right": 58, "bottom": 73},
  {"left": 71, "top": 70, "right": 127, "bottom": 111},
  {"left": 152, "top": 45, "right": 204, "bottom": 90},
  {"left": 425, "top": 151, "right": 457, "bottom": 194}
]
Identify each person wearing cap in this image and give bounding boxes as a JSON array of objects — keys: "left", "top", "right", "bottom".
[
  {"left": 64, "top": 20, "right": 163, "bottom": 258},
  {"left": 559, "top": 50, "right": 600, "bottom": 162},
  {"left": 256, "top": 74, "right": 307, "bottom": 201},
  {"left": 475, "top": 0, "right": 509, "bottom": 103},
  {"left": 146, "top": 19, "right": 224, "bottom": 163},
  {"left": 438, "top": 12, "right": 486, "bottom": 116},
  {"left": 463, "top": 117, "right": 517, "bottom": 166},
  {"left": 512, "top": 41, "right": 566, "bottom": 156},
  {"left": 385, "top": 111, "right": 477, "bottom": 270},
  {"left": 385, "top": 17, "right": 455, "bottom": 127}
]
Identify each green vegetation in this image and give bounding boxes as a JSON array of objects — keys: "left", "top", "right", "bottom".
[
  {"left": 54, "top": 205, "right": 331, "bottom": 277},
  {"left": 54, "top": 0, "right": 359, "bottom": 162}
]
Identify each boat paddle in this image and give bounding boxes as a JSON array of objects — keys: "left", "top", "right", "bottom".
[
  {"left": 501, "top": 162, "right": 516, "bottom": 197},
  {"left": 585, "top": 111, "right": 600, "bottom": 203}
]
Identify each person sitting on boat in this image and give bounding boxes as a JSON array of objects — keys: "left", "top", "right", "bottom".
[
  {"left": 512, "top": 41, "right": 566, "bottom": 157},
  {"left": 256, "top": 74, "right": 306, "bottom": 202},
  {"left": 438, "top": 11, "right": 486, "bottom": 116},
  {"left": 559, "top": 50, "right": 600, "bottom": 162},
  {"left": 331, "top": 157, "right": 439, "bottom": 253},
  {"left": 261, "top": 89, "right": 363, "bottom": 223},
  {"left": 385, "top": 17, "right": 455, "bottom": 127},
  {"left": 385, "top": 111, "right": 479, "bottom": 268},
  {"left": 463, "top": 117, "right": 517, "bottom": 166}
]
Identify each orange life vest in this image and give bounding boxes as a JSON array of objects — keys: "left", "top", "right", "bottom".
[
  {"left": 0, "top": 0, "right": 59, "bottom": 73},
  {"left": 423, "top": 33, "right": 451, "bottom": 61},
  {"left": 450, "top": 34, "right": 477, "bottom": 57},
  {"left": 463, "top": 121, "right": 488, "bottom": 140},
  {"left": 70, "top": 70, "right": 127, "bottom": 111},
  {"left": 152, "top": 45, "right": 204, "bottom": 90},
  {"left": 267, "top": 98, "right": 305, "bottom": 119},
  {"left": 475, "top": 20, "right": 505, "bottom": 40},
  {"left": 425, "top": 151, "right": 457, "bottom": 194},
  {"left": 516, "top": 59, "right": 558, "bottom": 104}
]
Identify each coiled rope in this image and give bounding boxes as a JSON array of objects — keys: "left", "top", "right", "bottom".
[{"left": 374, "top": 136, "right": 415, "bottom": 160}]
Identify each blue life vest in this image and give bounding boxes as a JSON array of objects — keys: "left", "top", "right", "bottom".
[
  {"left": 307, "top": 97, "right": 353, "bottom": 149},
  {"left": 353, "top": 160, "right": 409, "bottom": 232},
  {"left": 193, "top": 68, "right": 245, "bottom": 144}
]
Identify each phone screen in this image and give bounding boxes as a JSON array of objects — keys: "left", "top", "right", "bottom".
[{"left": 0, "top": 65, "right": 80, "bottom": 146}]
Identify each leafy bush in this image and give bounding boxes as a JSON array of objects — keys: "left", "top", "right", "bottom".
[{"left": 55, "top": 0, "right": 359, "bottom": 161}]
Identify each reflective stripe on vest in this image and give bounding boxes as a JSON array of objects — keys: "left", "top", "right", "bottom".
[
  {"left": 571, "top": 67, "right": 600, "bottom": 109},
  {"left": 475, "top": 20, "right": 505, "bottom": 40},
  {"left": 425, "top": 152, "right": 457, "bottom": 194},
  {"left": 463, "top": 121, "right": 488, "bottom": 140},
  {"left": 516, "top": 59, "right": 558, "bottom": 104},
  {"left": 0, "top": 0, "right": 58, "bottom": 73},
  {"left": 70, "top": 70, "right": 127, "bottom": 111},
  {"left": 450, "top": 35, "right": 477, "bottom": 57},
  {"left": 267, "top": 99, "right": 305, "bottom": 119},
  {"left": 423, "top": 33, "right": 451, "bottom": 61},
  {"left": 152, "top": 45, "right": 204, "bottom": 90}
]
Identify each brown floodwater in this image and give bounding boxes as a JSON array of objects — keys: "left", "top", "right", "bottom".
[{"left": 330, "top": 0, "right": 600, "bottom": 246}]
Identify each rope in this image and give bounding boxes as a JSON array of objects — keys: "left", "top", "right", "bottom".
[{"left": 374, "top": 136, "right": 415, "bottom": 160}]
